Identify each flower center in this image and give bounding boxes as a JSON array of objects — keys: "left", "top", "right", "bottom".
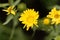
[
  {"left": 8, "top": 7, "right": 13, "bottom": 13},
  {"left": 54, "top": 14, "right": 60, "bottom": 18},
  {"left": 27, "top": 16, "right": 34, "bottom": 23}
]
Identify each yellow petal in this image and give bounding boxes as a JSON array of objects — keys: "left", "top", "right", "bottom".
[
  {"left": 11, "top": 10, "right": 15, "bottom": 15},
  {"left": 3, "top": 10, "right": 8, "bottom": 12},
  {"left": 23, "top": 25, "right": 26, "bottom": 29},
  {"left": 7, "top": 13, "right": 10, "bottom": 15},
  {"left": 26, "top": 26, "right": 30, "bottom": 31}
]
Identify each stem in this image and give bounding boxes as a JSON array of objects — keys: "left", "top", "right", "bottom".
[
  {"left": 31, "top": 30, "right": 36, "bottom": 40},
  {"left": 52, "top": 24, "right": 58, "bottom": 38},
  {"left": 53, "top": 24, "right": 56, "bottom": 32},
  {"left": 9, "top": 26, "right": 15, "bottom": 40}
]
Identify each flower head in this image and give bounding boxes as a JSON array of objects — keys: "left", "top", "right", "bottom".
[
  {"left": 47, "top": 7, "right": 60, "bottom": 25},
  {"left": 55, "top": 35, "right": 60, "bottom": 40},
  {"left": 3, "top": 6, "right": 15, "bottom": 15},
  {"left": 43, "top": 18, "right": 50, "bottom": 25},
  {"left": 19, "top": 9, "right": 39, "bottom": 30}
]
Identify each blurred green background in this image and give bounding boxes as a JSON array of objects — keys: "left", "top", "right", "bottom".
[{"left": 0, "top": 0, "right": 60, "bottom": 40}]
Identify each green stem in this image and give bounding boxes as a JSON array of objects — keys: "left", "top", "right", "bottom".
[
  {"left": 9, "top": 26, "right": 15, "bottom": 40},
  {"left": 52, "top": 24, "right": 58, "bottom": 39},
  {"left": 31, "top": 30, "right": 36, "bottom": 39},
  {"left": 53, "top": 24, "right": 56, "bottom": 32}
]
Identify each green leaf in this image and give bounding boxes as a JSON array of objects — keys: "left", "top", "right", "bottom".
[
  {"left": 0, "top": 23, "right": 4, "bottom": 33},
  {"left": 3, "top": 14, "right": 14, "bottom": 25},
  {"left": 12, "top": 28, "right": 29, "bottom": 40},
  {"left": 8, "top": 0, "right": 14, "bottom": 5},
  {"left": 0, "top": 3, "right": 9, "bottom": 7},
  {"left": 0, "top": 23, "right": 11, "bottom": 40},
  {"left": 13, "top": 0, "right": 21, "bottom": 6},
  {"left": 45, "top": 31, "right": 58, "bottom": 40},
  {"left": 8, "top": 12, "right": 21, "bottom": 40},
  {"left": 55, "top": 24, "right": 60, "bottom": 34},
  {"left": 0, "top": 23, "right": 30, "bottom": 40},
  {"left": 8, "top": 13, "right": 20, "bottom": 40},
  {"left": 8, "top": 0, "right": 21, "bottom": 6}
]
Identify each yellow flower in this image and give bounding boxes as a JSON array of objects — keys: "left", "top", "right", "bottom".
[
  {"left": 43, "top": 18, "right": 50, "bottom": 25},
  {"left": 19, "top": 9, "right": 39, "bottom": 30},
  {"left": 3, "top": 6, "right": 15, "bottom": 15},
  {"left": 55, "top": 35, "right": 60, "bottom": 40},
  {"left": 47, "top": 7, "right": 60, "bottom": 25}
]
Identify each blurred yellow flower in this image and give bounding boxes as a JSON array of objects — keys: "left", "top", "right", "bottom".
[
  {"left": 19, "top": 9, "right": 39, "bottom": 30},
  {"left": 55, "top": 35, "right": 60, "bottom": 40},
  {"left": 43, "top": 18, "right": 50, "bottom": 25},
  {"left": 3, "top": 6, "right": 15, "bottom": 15},
  {"left": 47, "top": 7, "right": 60, "bottom": 25}
]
